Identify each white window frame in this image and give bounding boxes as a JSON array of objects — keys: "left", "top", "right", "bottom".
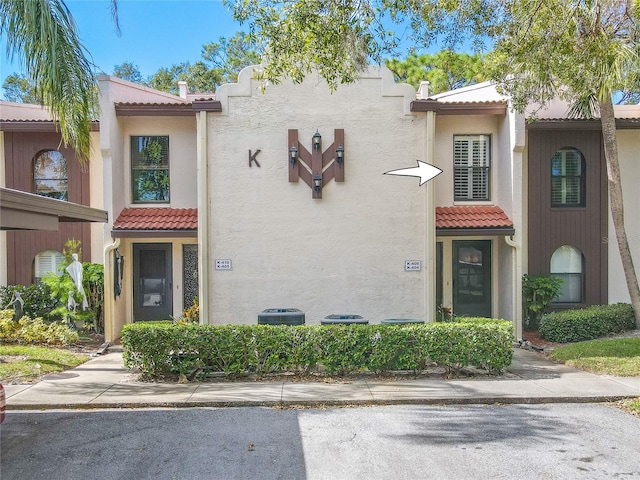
[
  {"left": 550, "top": 245, "right": 584, "bottom": 303},
  {"left": 453, "top": 135, "right": 491, "bottom": 201},
  {"left": 34, "top": 250, "right": 64, "bottom": 283},
  {"left": 551, "top": 147, "right": 585, "bottom": 207}
]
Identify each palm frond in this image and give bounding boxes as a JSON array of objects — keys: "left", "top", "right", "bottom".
[
  {"left": 567, "top": 93, "right": 600, "bottom": 119},
  {"left": 0, "top": 0, "right": 99, "bottom": 164}
]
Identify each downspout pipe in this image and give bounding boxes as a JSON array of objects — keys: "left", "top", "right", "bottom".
[
  {"left": 103, "top": 237, "right": 121, "bottom": 343},
  {"left": 504, "top": 235, "right": 522, "bottom": 340}
]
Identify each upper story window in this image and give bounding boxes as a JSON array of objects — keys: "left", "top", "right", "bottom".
[
  {"left": 34, "top": 250, "right": 63, "bottom": 283},
  {"left": 550, "top": 245, "right": 583, "bottom": 303},
  {"left": 551, "top": 147, "right": 585, "bottom": 207},
  {"left": 131, "top": 136, "right": 170, "bottom": 203},
  {"left": 454, "top": 135, "right": 490, "bottom": 201},
  {"left": 33, "top": 150, "right": 68, "bottom": 201}
]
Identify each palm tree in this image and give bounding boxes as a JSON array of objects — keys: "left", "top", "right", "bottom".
[{"left": 0, "top": 0, "right": 118, "bottom": 163}]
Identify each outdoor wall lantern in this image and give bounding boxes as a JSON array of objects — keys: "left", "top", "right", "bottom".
[
  {"left": 336, "top": 145, "right": 344, "bottom": 165},
  {"left": 287, "top": 128, "right": 345, "bottom": 200},
  {"left": 313, "top": 130, "right": 322, "bottom": 151}
]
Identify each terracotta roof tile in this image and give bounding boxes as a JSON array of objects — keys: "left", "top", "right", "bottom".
[
  {"left": 113, "top": 208, "right": 197, "bottom": 231},
  {"left": 114, "top": 101, "right": 191, "bottom": 106},
  {"left": 436, "top": 206, "right": 513, "bottom": 230}
]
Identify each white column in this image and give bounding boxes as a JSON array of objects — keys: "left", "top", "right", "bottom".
[
  {"left": 424, "top": 110, "right": 437, "bottom": 322},
  {"left": 196, "top": 110, "right": 210, "bottom": 324}
]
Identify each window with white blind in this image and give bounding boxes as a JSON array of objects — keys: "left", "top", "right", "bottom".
[
  {"left": 34, "top": 250, "right": 64, "bottom": 283},
  {"left": 551, "top": 148, "right": 585, "bottom": 207},
  {"left": 454, "top": 135, "right": 490, "bottom": 201},
  {"left": 550, "top": 245, "right": 583, "bottom": 303}
]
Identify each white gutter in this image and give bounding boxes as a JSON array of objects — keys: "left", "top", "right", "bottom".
[
  {"left": 103, "top": 237, "right": 121, "bottom": 342},
  {"left": 504, "top": 235, "right": 522, "bottom": 340}
]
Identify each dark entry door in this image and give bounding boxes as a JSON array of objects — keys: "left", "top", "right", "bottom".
[
  {"left": 453, "top": 240, "right": 491, "bottom": 318},
  {"left": 133, "top": 243, "right": 172, "bottom": 321}
]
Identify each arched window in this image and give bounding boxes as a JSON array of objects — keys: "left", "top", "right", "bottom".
[
  {"left": 551, "top": 147, "right": 585, "bottom": 207},
  {"left": 34, "top": 250, "right": 64, "bottom": 283},
  {"left": 550, "top": 245, "right": 583, "bottom": 303},
  {"left": 33, "top": 150, "right": 68, "bottom": 200}
]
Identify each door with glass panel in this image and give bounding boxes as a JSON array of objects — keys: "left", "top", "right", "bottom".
[
  {"left": 453, "top": 240, "right": 492, "bottom": 318},
  {"left": 133, "top": 243, "right": 172, "bottom": 321}
]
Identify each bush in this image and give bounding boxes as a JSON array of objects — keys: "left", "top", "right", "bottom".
[
  {"left": 121, "top": 319, "right": 514, "bottom": 378},
  {"left": 539, "top": 303, "right": 636, "bottom": 343},
  {"left": 173, "top": 298, "right": 199, "bottom": 324},
  {"left": 522, "top": 274, "right": 563, "bottom": 329},
  {"left": 0, "top": 283, "right": 58, "bottom": 320},
  {"left": 0, "top": 309, "right": 79, "bottom": 345},
  {"left": 39, "top": 240, "right": 105, "bottom": 333}
]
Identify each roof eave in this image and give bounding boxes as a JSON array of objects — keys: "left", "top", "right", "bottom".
[
  {"left": 115, "top": 103, "right": 195, "bottom": 117},
  {"left": 0, "top": 120, "right": 100, "bottom": 132},
  {"left": 111, "top": 229, "right": 197, "bottom": 238},
  {"left": 1, "top": 188, "right": 108, "bottom": 230},
  {"left": 411, "top": 100, "right": 507, "bottom": 115},
  {"left": 436, "top": 227, "right": 515, "bottom": 237},
  {"left": 527, "top": 119, "right": 640, "bottom": 130}
]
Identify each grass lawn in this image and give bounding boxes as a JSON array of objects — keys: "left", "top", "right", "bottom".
[
  {"left": 0, "top": 345, "right": 89, "bottom": 383},
  {"left": 550, "top": 337, "right": 640, "bottom": 416},
  {"left": 619, "top": 398, "right": 640, "bottom": 417},
  {"left": 550, "top": 337, "right": 640, "bottom": 376}
]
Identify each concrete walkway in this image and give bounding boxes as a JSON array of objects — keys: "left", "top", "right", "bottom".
[{"left": 4, "top": 348, "right": 640, "bottom": 410}]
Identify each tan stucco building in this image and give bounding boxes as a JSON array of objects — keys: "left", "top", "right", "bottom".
[{"left": 2, "top": 67, "right": 638, "bottom": 344}]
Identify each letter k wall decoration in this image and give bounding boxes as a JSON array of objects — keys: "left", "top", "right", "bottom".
[{"left": 288, "top": 129, "right": 345, "bottom": 199}]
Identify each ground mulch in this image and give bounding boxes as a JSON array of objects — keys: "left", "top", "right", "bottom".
[{"left": 522, "top": 330, "right": 562, "bottom": 350}]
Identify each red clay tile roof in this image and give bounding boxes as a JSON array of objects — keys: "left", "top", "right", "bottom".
[
  {"left": 436, "top": 206, "right": 513, "bottom": 230},
  {"left": 113, "top": 208, "right": 197, "bottom": 231}
]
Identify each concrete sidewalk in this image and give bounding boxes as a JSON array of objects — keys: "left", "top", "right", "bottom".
[{"left": 4, "top": 348, "right": 640, "bottom": 410}]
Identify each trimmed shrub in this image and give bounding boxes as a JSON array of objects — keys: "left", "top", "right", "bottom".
[
  {"left": 368, "top": 324, "right": 428, "bottom": 374},
  {"left": 539, "top": 303, "right": 636, "bottom": 343},
  {"left": 122, "top": 319, "right": 514, "bottom": 379}
]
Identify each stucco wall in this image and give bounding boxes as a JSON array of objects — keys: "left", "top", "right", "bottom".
[
  {"left": 204, "top": 67, "right": 429, "bottom": 324},
  {"left": 607, "top": 129, "right": 640, "bottom": 303}
]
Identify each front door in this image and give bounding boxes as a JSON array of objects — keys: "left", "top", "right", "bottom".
[
  {"left": 133, "top": 243, "right": 172, "bottom": 321},
  {"left": 453, "top": 240, "right": 491, "bottom": 318}
]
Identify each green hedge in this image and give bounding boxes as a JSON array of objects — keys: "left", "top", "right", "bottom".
[
  {"left": 122, "top": 318, "right": 513, "bottom": 378},
  {"left": 539, "top": 303, "right": 636, "bottom": 343}
]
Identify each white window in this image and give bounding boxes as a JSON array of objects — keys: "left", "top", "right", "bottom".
[
  {"left": 551, "top": 148, "right": 585, "bottom": 207},
  {"left": 454, "top": 135, "right": 490, "bottom": 201},
  {"left": 34, "top": 250, "right": 64, "bottom": 282},
  {"left": 550, "top": 245, "right": 583, "bottom": 303}
]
